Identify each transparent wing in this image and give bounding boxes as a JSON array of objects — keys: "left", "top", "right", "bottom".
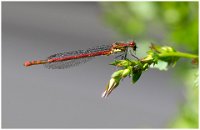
[
  {"left": 44, "top": 44, "right": 112, "bottom": 69},
  {"left": 44, "top": 57, "right": 93, "bottom": 69}
]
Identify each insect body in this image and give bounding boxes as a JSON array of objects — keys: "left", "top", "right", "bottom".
[{"left": 24, "top": 41, "right": 137, "bottom": 69}]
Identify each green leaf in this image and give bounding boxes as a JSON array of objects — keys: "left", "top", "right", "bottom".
[
  {"left": 142, "top": 63, "right": 149, "bottom": 70},
  {"left": 150, "top": 43, "right": 162, "bottom": 52},
  {"left": 111, "top": 70, "right": 124, "bottom": 78},
  {"left": 159, "top": 56, "right": 180, "bottom": 66},
  {"left": 131, "top": 70, "right": 142, "bottom": 84},
  {"left": 160, "top": 46, "right": 176, "bottom": 53},
  {"left": 109, "top": 60, "right": 132, "bottom": 67},
  {"left": 109, "top": 60, "right": 121, "bottom": 66},
  {"left": 122, "top": 68, "right": 131, "bottom": 77}
]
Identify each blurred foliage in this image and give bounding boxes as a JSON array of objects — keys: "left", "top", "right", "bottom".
[
  {"left": 101, "top": 2, "right": 198, "bottom": 53},
  {"left": 100, "top": 2, "right": 198, "bottom": 128},
  {"left": 169, "top": 68, "right": 198, "bottom": 128}
]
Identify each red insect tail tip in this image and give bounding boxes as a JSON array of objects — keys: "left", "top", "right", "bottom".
[{"left": 24, "top": 61, "right": 32, "bottom": 67}]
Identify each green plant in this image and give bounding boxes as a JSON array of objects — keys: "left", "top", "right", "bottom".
[
  {"left": 100, "top": 1, "right": 198, "bottom": 128},
  {"left": 102, "top": 43, "right": 198, "bottom": 98}
]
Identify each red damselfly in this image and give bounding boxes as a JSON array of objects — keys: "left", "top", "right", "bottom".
[{"left": 24, "top": 41, "right": 138, "bottom": 69}]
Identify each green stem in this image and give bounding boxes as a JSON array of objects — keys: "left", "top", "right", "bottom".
[{"left": 159, "top": 51, "right": 198, "bottom": 59}]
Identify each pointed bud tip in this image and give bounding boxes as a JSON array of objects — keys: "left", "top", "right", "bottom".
[{"left": 101, "top": 91, "right": 107, "bottom": 98}]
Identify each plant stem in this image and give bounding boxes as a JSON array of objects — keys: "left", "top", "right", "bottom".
[{"left": 159, "top": 51, "right": 198, "bottom": 59}]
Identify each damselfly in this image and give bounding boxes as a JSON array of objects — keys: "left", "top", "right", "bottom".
[{"left": 24, "top": 41, "right": 138, "bottom": 69}]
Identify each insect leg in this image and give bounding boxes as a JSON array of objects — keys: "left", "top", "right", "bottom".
[
  {"left": 124, "top": 49, "right": 128, "bottom": 60},
  {"left": 114, "top": 53, "right": 124, "bottom": 60},
  {"left": 129, "top": 50, "right": 140, "bottom": 60}
]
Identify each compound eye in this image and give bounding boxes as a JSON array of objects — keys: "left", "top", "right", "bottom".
[
  {"left": 130, "top": 41, "right": 135, "bottom": 46},
  {"left": 133, "top": 45, "right": 137, "bottom": 51}
]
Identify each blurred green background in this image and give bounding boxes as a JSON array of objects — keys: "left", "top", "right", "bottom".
[{"left": 101, "top": 2, "right": 198, "bottom": 128}]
